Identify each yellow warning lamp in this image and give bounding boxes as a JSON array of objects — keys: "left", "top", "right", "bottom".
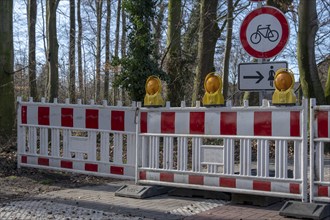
[
  {"left": 144, "top": 75, "right": 164, "bottom": 107},
  {"left": 202, "top": 72, "right": 224, "bottom": 106},
  {"left": 272, "top": 68, "right": 296, "bottom": 105}
]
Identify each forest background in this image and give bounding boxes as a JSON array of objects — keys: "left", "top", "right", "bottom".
[{"left": 0, "top": 0, "right": 329, "bottom": 136}]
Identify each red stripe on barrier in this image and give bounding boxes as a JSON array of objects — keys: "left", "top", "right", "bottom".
[
  {"left": 317, "top": 111, "right": 328, "bottom": 138},
  {"left": 38, "top": 107, "right": 50, "bottom": 125},
  {"left": 190, "top": 112, "right": 205, "bottom": 134},
  {"left": 139, "top": 171, "right": 147, "bottom": 180},
  {"left": 140, "top": 112, "right": 148, "bottom": 133},
  {"left": 290, "top": 111, "right": 300, "bottom": 137},
  {"left": 61, "top": 108, "right": 74, "bottom": 127},
  {"left": 86, "top": 109, "right": 99, "bottom": 129},
  {"left": 189, "top": 175, "right": 204, "bottom": 185},
  {"left": 253, "top": 180, "right": 271, "bottom": 191},
  {"left": 254, "top": 112, "right": 272, "bottom": 136},
  {"left": 160, "top": 173, "right": 174, "bottom": 182},
  {"left": 318, "top": 186, "right": 329, "bottom": 197},
  {"left": 161, "top": 112, "right": 175, "bottom": 133},
  {"left": 61, "top": 160, "right": 73, "bottom": 169},
  {"left": 289, "top": 183, "right": 300, "bottom": 194},
  {"left": 110, "top": 166, "right": 124, "bottom": 175},
  {"left": 85, "top": 163, "right": 98, "bottom": 172},
  {"left": 220, "top": 112, "right": 237, "bottom": 135},
  {"left": 38, "top": 158, "right": 49, "bottom": 166},
  {"left": 111, "top": 111, "right": 125, "bottom": 131},
  {"left": 220, "top": 177, "right": 236, "bottom": 188},
  {"left": 21, "top": 155, "right": 27, "bottom": 163},
  {"left": 21, "top": 106, "right": 27, "bottom": 124}
]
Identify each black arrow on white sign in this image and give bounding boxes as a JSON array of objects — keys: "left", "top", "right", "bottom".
[{"left": 243, "top": 71, "right": 264, "bottom": 84}]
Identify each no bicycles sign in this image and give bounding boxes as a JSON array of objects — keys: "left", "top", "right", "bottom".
[{"left": 240, "top": 6, "right": 289, "bottom": 59}]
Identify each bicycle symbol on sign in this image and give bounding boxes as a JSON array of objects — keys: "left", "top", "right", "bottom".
[{"left": 250, "top": 24, "right": 279, "bottom": 44}]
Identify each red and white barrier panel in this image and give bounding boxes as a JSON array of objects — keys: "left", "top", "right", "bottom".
[
  {"left": 140, "top": 110, "right": 301, "bottom": 137},
  {"left": 139, "top": 170, "right": 302, "bottom": 199},
  {"left": 314, "top": 110, "right": 330, "bottom": 139},
  {"left": 315, "top": 185, "right": 330, "bottom": 198},
  {"left": 20, "top": 155, "right": 135, "bottom": 179},
  {"left": 20, "top": 105, "right": 136, "bottom": 132}
]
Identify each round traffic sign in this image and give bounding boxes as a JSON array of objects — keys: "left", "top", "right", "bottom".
[{"left": 240, "top": 6, "right": 289, "bottom": 58}]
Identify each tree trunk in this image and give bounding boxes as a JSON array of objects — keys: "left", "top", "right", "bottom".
[
  {"left": 222, "top": 0, "right": 233, "bottom": 100},
  {"left": 69, "top": 0, "right": 76, "bottom": 103},
  {"left": 104, "top": 0, "right": 111, "bottom": 102},
  {"left": 47, "top": 0, "right": 59, "bottom": 102},
  {"left": 95, "top": 0, "right": 103, "bottom": 102},
  {"left": 166, "top": 0, "right": 183, "bottom": 107},
  {"left": 28, "top": 0, "right": 37, "bottom": 99},
  {"left": 77, "top": 0, "right": 84, "bottom": 101},
  {"left": 297, "top": 0, "right": 325, "bottom": 104},
  {"left": 192, "top": 0, "right": 219, "bottom": 105},
  {"left": 121, "top": 2, "right": 127, "bottom": 104},
  {"left": 113, "top": 0, "right": 121, "bottom": 103},
  {"left": 325, "top": 66, "right": 330, "bottom": 104},
  {"left": 0, "top": 0, "right": 14, "bottom": 135},
  {"left": 153, "top": 1, "right": 166, "bottom": 58}
]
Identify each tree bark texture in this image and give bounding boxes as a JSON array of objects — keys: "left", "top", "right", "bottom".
[
  {"left": 69, "top": 0, "right": 76, "bottom": 103},
  {"left": 28, "top": 0, "right": 37, "bottom": 99},
  {"left": 165, "top": 0, "right": 183, "bottom": 107},
  {"left": 192, "top": 0, "right": 219, "bottom": 105},
  {"left": 297, "top": 0, "right": 325, "bottom": 104},
  {"left": 104, "top": 0, "right": 111, "bottom": 102},
  {"left": 0, "top": 0, "right": 15, "bottom": 134},
  {"left": 47, "top": 0, "right": 59, "bottom": 102},
  {"left": 113, "top": 0, "right": 121, "bottom": 103},
  {"left": 222, "top": 0, "right": 233, "bottom": 100},
  {"left": 77, "top": 0, "right": 84, "bottom": 101},
  {"left": 95, "top": 0, "right": 103, "bottom": 102}
]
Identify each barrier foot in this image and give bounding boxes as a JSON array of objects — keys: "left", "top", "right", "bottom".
[
  {"left": 279, "top": 201, "right": 330, "bottom": 220},
  {"left": 115, "top": 184, "right": 171, "bottom": 199}
]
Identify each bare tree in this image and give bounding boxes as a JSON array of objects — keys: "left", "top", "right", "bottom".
[
  {"left": 104, "top": 0, "right": 111, "bottom": 102},
  {"left": 28, "top": 0, "right": 37, "bottom": 99},
  {"left": 77, "top": 0, "right": 84, "bottom": 100},
  {"left": 0, "top": 0, "right": 14, "bottom": 134},
  {"left": 95, "top": 0, "right": 103, "bottom": 102},
  {"left": 47, "top": 0, "right": 59, "bottom": 102},
  {"left": 69, "top": 0, "right": 76, "bottom": 103},
  {"left": 222, "top": 0, "right": 233, "bottom": 100},
  {"left": 297, "top": 0, "right": 325, "bottom": 104},
  {"left": 165, "top": 0, "right": 183, "bottom": 106},
  {"left": 192, "top": 0, "right": 220, "bottom": 105}
]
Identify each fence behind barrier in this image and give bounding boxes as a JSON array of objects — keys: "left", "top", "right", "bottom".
[
  {"left": 17, "top": 97, "right": 138, "bottom": 179},
  {"left": 136, "top": 100, "right": 309, "bottom": 202},
  {"left": 310, "top": 99, "right": 330, "bottom": 203}
]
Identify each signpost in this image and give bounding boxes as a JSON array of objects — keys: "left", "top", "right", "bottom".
[
  {"left": 238, "top": 62, "right": 288, "bottom": 91},
  {"left": 239, "top": 6, "right": 289, "bottom": 59}
]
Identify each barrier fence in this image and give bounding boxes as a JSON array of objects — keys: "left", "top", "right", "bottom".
[
  {"left": 17, "top": 97, "right": 138, "bottom": 179},
  {"left": 137, "top": 100, "right": 308, "bottom": 202},
  {"left": 310, "top": 99, "right": 330, "bottom": 203},
  {"left": 16, "top": 97, "right": 329, "bottom": 204}
]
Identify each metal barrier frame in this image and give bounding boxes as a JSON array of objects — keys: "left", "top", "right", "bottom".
[
  {"left": 310, "top": 99, "right": 330, "bottom": 203},
  {"left": 17, "top": 97, "right": 138, "bottom": 180},
  {"left": 136, "top": 100, "right": 309, "bottom": 202}
]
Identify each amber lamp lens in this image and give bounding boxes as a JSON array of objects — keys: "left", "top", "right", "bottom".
[
  {"left": 205, "top": 76, "right": 220, "bottom": 93},
  {"left": 146, "top": 78, "right": 159, "bottom": 95},
  {"left": 274, "top": 72, "right": 292, "bottom": 91}
]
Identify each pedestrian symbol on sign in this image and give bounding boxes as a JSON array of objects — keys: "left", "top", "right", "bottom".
[{"left": 268, "top": 66, "right": 275, "bottom": 87}]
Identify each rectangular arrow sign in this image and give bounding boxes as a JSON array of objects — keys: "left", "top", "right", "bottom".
[{"left": 238, "top": 61, "right": 288, "bottom": 91}]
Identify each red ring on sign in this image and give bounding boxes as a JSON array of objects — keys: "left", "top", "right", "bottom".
[{"left": 240, "top": 6, "right": 289, "bottom": 58}]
